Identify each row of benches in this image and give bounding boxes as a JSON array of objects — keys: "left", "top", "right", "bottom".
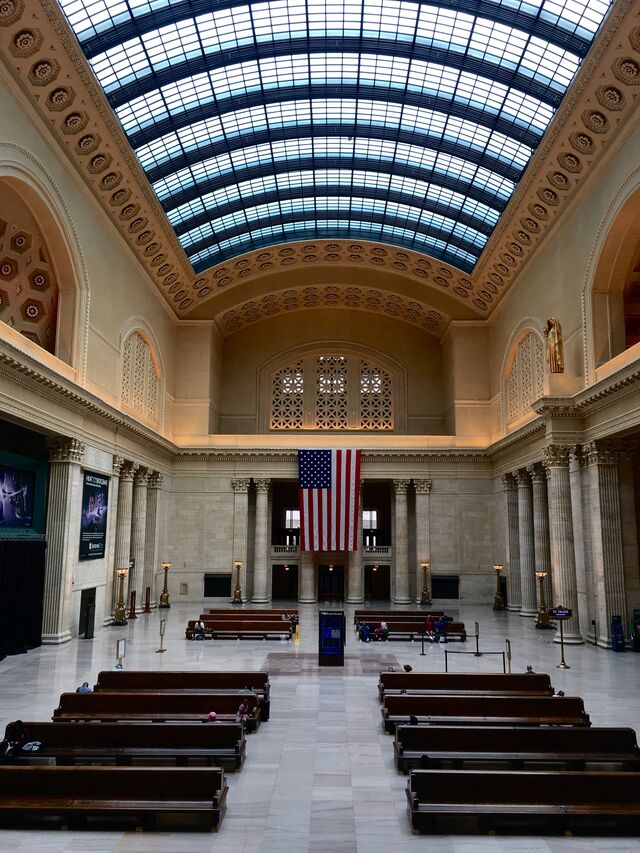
[
  {"left": 4, "top": 669, "right": 272, "bottom": 830},
  {"left": 354, "top": 609, "right": 467, "bottom": 641},
  {"left": 374, "top": 670, "right": 640, "bottom": 835},
  {"left": 186, "top": 609, "right": 297, "bottom": 639}
]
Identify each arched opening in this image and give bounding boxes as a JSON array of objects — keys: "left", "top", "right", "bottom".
[{"left": 0, "top": 172, "right": 83, "bottom": 371}]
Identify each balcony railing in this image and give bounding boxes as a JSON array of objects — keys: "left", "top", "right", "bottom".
[
  {"left": 363, "top": 545, "right": 392, "bottom": 555},
  {"left": 271, "top": 545, "right": 299, "bottom": 555}
]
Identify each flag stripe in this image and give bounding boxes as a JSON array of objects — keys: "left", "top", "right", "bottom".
[{"left": 298, "top": 449, "right": 361, "bottom": 552}]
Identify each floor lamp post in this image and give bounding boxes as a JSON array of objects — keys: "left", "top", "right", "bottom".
[
  {"left": 159, "top": 561, "right": 171, "bottom": 609},
  {"left": 535, "top": 570, "right": 550, "bottom": 627},
  {"left": 232, "top": 560, "right": 243, "bottom": 604},
  {"left": 113, "top": 567, "right": 129, "bottom": 626},
  {"left": 493, "top": 563, "right": 505, "bottom": 610},
  {"left": 420, "top": 561, "right": 431, "bottom": 606}
]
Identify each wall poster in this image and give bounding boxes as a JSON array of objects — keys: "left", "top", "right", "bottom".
[
  {"left": 79, "top": 471, "right": 109, "bottom": 560},
  {"left": 0, "top": 465, "right": 35, "bottom": 529}
]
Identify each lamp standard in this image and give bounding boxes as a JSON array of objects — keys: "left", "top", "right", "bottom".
[
  {"left": 113, "top": 567, "right": 129, "bottom": 626},
  {"left": 158, "top": 561, "right": 171, "bottom": 609},
  {"left": 493, "top": 564, "right": 505, "bottom": 610},
  {"left": 420, "top": 561, "right": 431, "bottom": 606},
  {"left": 232, "top": 560, "right": 243, "bottom": 604},
  {"left": 535, "top": 570, "right": 550, "bottom": 627}
]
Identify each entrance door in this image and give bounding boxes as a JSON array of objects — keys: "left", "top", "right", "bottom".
[
  {"left": 78, "top": 587, "right": 96, "bottom": 639},
  {"left": 364, "top": 564, "right": 391, "bottom": 600},
  {"left": 318, "top": 564, "right": 344, "bottom": 601},
  {"left": 271, "top": 564, "right": 299, "bottom": 600}
]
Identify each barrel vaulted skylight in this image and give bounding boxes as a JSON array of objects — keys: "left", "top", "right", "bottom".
[{"left": 58, "top": 0, "right": 612, "bottom": 273}]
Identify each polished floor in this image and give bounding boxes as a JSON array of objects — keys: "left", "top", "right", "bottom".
[{"left": 1, "top": 600, "right": 640, "bottom": 852}]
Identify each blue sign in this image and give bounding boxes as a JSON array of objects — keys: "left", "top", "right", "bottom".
[{"left": 551, "top": 607, "right": 572, "bottom": 619}]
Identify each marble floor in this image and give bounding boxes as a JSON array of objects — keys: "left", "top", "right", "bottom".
[{"left": 1, "top": 601, "right": 640, "bottom": 852}]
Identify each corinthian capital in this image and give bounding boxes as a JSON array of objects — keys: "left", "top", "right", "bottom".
[
  {"left": 393, "top": 479, "right": 411, "bottom": 495},
  {"left": 231, "top": 478, "right": 251, "bottom": 493},
  {"left": 148, "top": 471, "right": 164, "bottom": 489},
  {"left": 500, "top": 473, "right": 516, "bottom": 490},
  {"left": 47, "top": 437, "right": 85, "bottom": 464},
  {"left": 134, "top": 466, "right": 150, "bottom": 486},
  {"left": 119, "top": 461, "right": 139, "bottom": 482},
  {"left": 543, "top": 444, "right": 571, "bottom": 468},
  {"left": 413, "top": 478, "right": 432, "bottom": 495},
  {"left": 254, "top": 478, "right": 271, "bottom": 494},
  {"left": 112, "top": 455, "right": 125, "bottom": 476}
]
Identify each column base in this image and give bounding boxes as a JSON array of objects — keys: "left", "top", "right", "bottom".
[
  {"left": 506, "top": 604, "right": 522, "bottom": 612},
  {"left": 392, "top": 597, "right": 411, "bottom": 605},
  {"left": 251, "top": 597, "right": 270, "bottom": 604},
  {"left": 553, "top": 632, "right": 584, "bottom": 644},
  {"left": 41, "top": 631, "right": 72, "bottom": 645},
  {"left": 299, "top": 596, "right": 317, "bottom": 603},
  {"left": 519, "top": 608, "right": 537, "bottom": 617},
  {"left": 347, "top": 596, "right": 365, "bottom": 604}
]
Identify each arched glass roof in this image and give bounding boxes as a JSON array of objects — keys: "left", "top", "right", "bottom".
[{"left": 59, "top": 0, "right": 612, "bottom": 273}]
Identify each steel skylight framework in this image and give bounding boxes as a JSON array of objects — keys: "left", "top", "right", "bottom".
[{"left": 59, "top": 0, "right": 611, "bottom": 273}]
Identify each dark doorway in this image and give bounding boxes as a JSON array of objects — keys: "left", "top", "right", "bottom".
[
  {"left": 78, "top": 587, "right": 96, "bottom": 639},
  {"left": 318, "top": 564, "right": 344, "bottom": 601},
  {"left": 364, "top": 564, "right": 391, "bottom": 600},
  {"left": 500, "top": 575, "right": 508, "bottom": 606},
  {"left": 272, "top": 564, "right": 298, "bottom": 600},
  {"left": 432, "top": 575, "right": 460, "bottom": 599}
]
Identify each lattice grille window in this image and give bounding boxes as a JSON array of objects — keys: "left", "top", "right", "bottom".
[
  {"left": 121, "top": 331, "right": 161, "bottom": 425},
  {"left": 360, "top": 362, "right": 393, "bottom": 430},
  {"left": 271, "top": 361, "right": 304, "bottom": 429},
  {"left": 505, "top": 332, "right": 545, "bottom": 426},
  {"left": 270, "top": 354, "right": 393, "bottom": 430}
]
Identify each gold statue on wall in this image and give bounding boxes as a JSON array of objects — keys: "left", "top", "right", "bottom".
[{"left": 543, "top": 318, "right": 564, "bottom": 373}]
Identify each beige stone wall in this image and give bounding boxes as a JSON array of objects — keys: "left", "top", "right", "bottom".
[{"left": 217, "top": 309, "right": 445, "bottom": 435}]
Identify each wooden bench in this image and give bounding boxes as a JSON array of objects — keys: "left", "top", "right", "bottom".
[
  {"left": 359, "top": 620, "right": 466, "bottom": 641},
  {"left": 186, "top": 619, "right": 292, "bottom": 640},
  {"left": 208, "top": 620, "right": 292, "bottom": 640},
  {"left": 354, "top": 610, "right": 444, "bottom": 624},
  {"left": 382, "top": 695, "right": 590, "bottom": 733},
  {"left": 0, "top": 766, "right": 227, "bottom": 831},
  {"left": 207, "top": 609, "right": 298, "bottom": 618},
  {"left": 94, "top": 670, "right": 270, "bottom": 700},
  {"left": 53, "top": 691, "right": 261, "bottom": 732},
  {"left": 14, "top": 721, "right": 246, "bottom": 770},
  {"left": 395, "top": 725, "right": 640, "bottom": 773},
  {"left": 378, "top": 672, "right": 554, "bottom": 702},
  {"left": 407, "top": 769, "right": 640, "bottom": 834}
]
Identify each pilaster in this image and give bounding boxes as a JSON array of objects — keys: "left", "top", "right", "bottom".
[
  {"left": 515, "top": 468, "right": 536, "bottom": 617},
  {"left": 528, "top": 463, "right": 552, "bottom": 607},
  {"left": 501, "top": 473, "right": 521, "bottom": 611},
  {"left": 414, "top": 478, "right": 432, "bottom": 603},
  {"left": 128, "top": 467, "right": 149, "bottom": 608},
  {"left": 105, "top": 455, "right": 123, "bottom": 623},
  {"left": 231, "top": 478, "right": 251, "bottom": 601},
  {"left": 299, "top": 551, "right": 316, "bottom": 603},
  {"left": 42, "top": 437, "right": 85, "bottom": 644},
  {"left": 144, "top": 472, "right": 163, "bottom": 608},
  {"left": 347, "top": 481, "right": 364, "bottom": 603}
]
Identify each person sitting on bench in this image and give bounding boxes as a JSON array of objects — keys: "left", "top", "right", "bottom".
[
  {"left": 434, "top": 617, "right": 448, "bottom": 643},
  {"left": 194, "top": 620, "right": 206, "bottom": 640},
  {"left": 376, "top": 621, "right": 389, "bottom": 642},
  {"left": 424, "top": 616, "right": 435, "bottom": 641},
  {"left": 358, "top": 623, "right": 371, "bottom": 642}
]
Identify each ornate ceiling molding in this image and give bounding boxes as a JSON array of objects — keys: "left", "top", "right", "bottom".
[
  {"left": 217, "top": 280, "right": 451, "bottom": 337},
  {"left": 0, "top": 0, "right": 638, "bottom": 322}
]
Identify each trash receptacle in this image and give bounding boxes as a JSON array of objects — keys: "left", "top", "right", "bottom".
[{"left": 611, "top": 615, "right": 626, "bottom": 652}]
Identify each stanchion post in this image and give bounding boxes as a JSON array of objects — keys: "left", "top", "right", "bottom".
[
  {"left": 127, "top": 589, "right": 137, "bottom": 620},
  {"left": 551, "top": 606, "right": 572, "bottom": 669},
  {"left": 444, "top": 650, "right": 448, "bottom": 672},
  {"left": 558, "top": 619, "right": 570, "bottom": 669},
  {"left": 420, "top": 627, "right": 426, "bottom": 656},
  {"left": 505, "top": 639, "right": 512, "bottom": 673},
  {"left": 143, "top": 586, "right": 151, "bottom": 614},
  {"left": 156, "top": 618, "right": 167, "bottom": 654},
  {"left": 474, "top": 621, "right": 482, "bottom": 657}
]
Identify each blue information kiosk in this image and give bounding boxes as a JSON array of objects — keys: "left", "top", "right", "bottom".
[{"left": 318, "top": 610, "right": 346, "bottom": 667}]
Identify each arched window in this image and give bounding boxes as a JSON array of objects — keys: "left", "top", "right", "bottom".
[
  {"left": 121, "top": 331, "right": 161, "bottom": 425},
  {"left": 504, "top": 332, "right": 545, "bottom": 427},
  {"left": 270, "top": 354, "right": 393, "bottom": 431}
]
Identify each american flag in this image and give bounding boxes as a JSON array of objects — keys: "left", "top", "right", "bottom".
[{"left": 298, "top": 449, "right": 361, "bottom": 552}]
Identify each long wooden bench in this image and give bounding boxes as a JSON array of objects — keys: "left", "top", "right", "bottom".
[
  {"left": 407, "top": 769, "right": 640, "bottom": 834},
  {"left": 395, "top": 725, "right": 640, "bottom": 773},
  {"left": 94, "top": 670, "right": 270, "bottom": 700},
  {"left": 186, "top": 619, "right": 291, "bottom": 640},
  {"left": 359, "top": 620, "right": 466, "bottom": 641},
  {"left": 0, "top": 766, "right": 227, "bottom": 831},
  {"left": 14, "top": 721, "right": 246, "bottom": 770},
  {"left": 53, "top": 691, "right": 261, "bottom": 732},
  {"left": 382, "top": 695, "right": 590, "bottom": 733},
  {"left": 207, "top": 609, "right": 298, "bottom": 617},
  {"left": 354, "top": 610, "right": 445, "bottom": 624},
  {"left": 378, "top": 672, "right": 554, "bottom": 701}
]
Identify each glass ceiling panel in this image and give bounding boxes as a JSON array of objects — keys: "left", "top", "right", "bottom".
[{"left": 58, "top": 0, "right": 611, "bottom": 274}]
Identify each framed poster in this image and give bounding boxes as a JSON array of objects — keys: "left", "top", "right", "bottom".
[
  {"left": 0, "top": 464, "right": 35, "bottom": 529},
  {"left": 79, "top": 471, "right": 109, "bottom": 560}
]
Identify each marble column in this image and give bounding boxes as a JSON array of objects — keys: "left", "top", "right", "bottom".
[
  {"left": 502, "top": 474, "right": 521, "bottom": 611},
  {"left": 299, "top": 550, "right": 316, "bottom": 603},
  {"left": 128, "top": 467, "right": 148, "bottom": 607},
  {"left": 143, "top": 472, "right": 163, "bottom": 608},
  {"left": 618, "top": 444, "right": 640, "bottom": 621},
  {"left": 347, "top": 481, "right": 364, "bottom": 603},
  {"left": 393, "top": 479, "right": 411, "bottom": 604},
  {"left": 516, "top": 469, "right": 537, "bottom": 617},
  {"left": 252, "top": 478, "right": 271, "bottom": 603},
  {"left": 231, "top": 478, "right": 251, "bottom": 602},
  {"left": 544, "top": 444, "right": 583, "bottom": 643},
  {"left": 528, "top": 463, "right": 552, "bottom": 608},
  {"left": 114, "top": 461, "right": 137, "bottom": 573},
  {"left": 42, "top": 438, "right": 86, "bottom": 644},
  {"left": 106, "top": 456, "right": 124, "bottom": 620},
  {"left": 569, "top": 447, "right": 592, "bottom": 640},
  {"left": 584, "top": 440, "right": 627, "bottom": 647},
  {"left": 414, "top": 478, "right": 432, "bottom": 603}
]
